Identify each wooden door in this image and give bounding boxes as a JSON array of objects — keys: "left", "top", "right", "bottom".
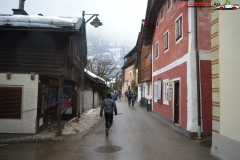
[{"left": 174, "top": 82, "right": 180, "bottom": 124}]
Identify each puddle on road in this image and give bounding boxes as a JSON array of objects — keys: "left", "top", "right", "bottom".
[{"left": 95, "top": 145, "right": 122, "bottom": 153}]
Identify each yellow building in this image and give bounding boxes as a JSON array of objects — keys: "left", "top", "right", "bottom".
[
  {"left": 211, "top": 0, "right": 240, "bottom": 159},
  {"left": 122, "top": 47, "right": 138, "bottom": 95}
]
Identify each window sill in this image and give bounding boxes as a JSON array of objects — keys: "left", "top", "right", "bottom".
[{"left": 163, "top": 100, "right": 169, "bottom": 105}]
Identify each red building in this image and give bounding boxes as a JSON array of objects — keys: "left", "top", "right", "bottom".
[{"left": 143, "top": 0, "right": 212, "bottom": 137}]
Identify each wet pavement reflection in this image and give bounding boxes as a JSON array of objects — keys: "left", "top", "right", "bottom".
[{"left": 0, "top": 98, "right": 219, "bottom": 160}]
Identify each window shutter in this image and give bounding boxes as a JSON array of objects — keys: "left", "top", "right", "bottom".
[
  {"left": 0, "top": 89, "right": 4, "bottom": 114},
  {"left": 0, "top": 87, "right": 22, "bottom": 119}
]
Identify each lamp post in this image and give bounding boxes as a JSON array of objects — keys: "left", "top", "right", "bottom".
[{"left": 81, "top": 11, "right": 102, "bottom": 32}]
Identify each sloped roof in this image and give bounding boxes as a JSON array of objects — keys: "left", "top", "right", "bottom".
[
  {"left": 84, "top": 68, "right": 106, "bottom": 85},
  {"left": 123, "top": 46, "right": 137, "bottom": 58},
  {"left": 0, "top": 14, "right": 82, "bottom": 31}
]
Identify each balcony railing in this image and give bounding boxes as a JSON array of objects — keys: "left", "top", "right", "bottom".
[{"left": 141, "top": 65, "right": 152, "bottom": 82}]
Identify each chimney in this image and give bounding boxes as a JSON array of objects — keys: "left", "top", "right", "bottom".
[
  {"left": 19, "top": 0, "right": 25, "bottom": 10},
  {"left": 12, "top": 0, "right": 28, "bottom": 15}
]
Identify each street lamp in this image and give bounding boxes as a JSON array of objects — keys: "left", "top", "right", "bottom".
[{"left": 81, "top": 11, "right": 102, "bottom": 32}]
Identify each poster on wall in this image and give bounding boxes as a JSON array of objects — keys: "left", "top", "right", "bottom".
[
  {"left": 168, "top": 89, "right": 173, "bottom": 102},
  {"left": 62, "top": 85, "right": 73, "bottom": 114}
]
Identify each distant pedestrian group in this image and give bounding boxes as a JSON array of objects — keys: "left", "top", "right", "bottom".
[{"left": 126, "top": 90, "right": 136, "bottom": 107}]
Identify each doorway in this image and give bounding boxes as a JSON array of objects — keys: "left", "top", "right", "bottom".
[{"left": 174, "top": 81, "right": 180, "bottom": 124}]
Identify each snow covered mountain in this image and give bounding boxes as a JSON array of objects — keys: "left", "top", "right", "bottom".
[{"left": 87, "top": 35, "right": 131, "bottom": 69}]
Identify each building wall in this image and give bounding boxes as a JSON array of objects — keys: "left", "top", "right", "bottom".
[
  {"left": 152, "top": 1, "right": 211, "bottom": 135},
  {"left": 84, "top": 90, "right": 93, "bottom": 110},
  {"left": 0, "top": 73, "right": 38, "bottom": 134},
  {"left": 153, "top": 62, "right": 187, "bottom": 129},
  {"left": 144, "top": 81, "right": 152, "bottom": 100},
  {"left": 152, "top": 0, "right": 189, "bottom": 131},
  {"left": 84, "top": 91, "right": 101, "bottom": 111},
  {"left": 211, "top": 1, "right": 240, "bottom": 159},
  {"left": 123, "top": 65, "right": 135, "bottom": 94},
  {"left": 94, "top": 92, "right": 101, "bottom": 108}
]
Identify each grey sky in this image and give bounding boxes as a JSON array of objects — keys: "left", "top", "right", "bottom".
[{"left": 0, "top": 0, "right": 148, "bottom": 47}]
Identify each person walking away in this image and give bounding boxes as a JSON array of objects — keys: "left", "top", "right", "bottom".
[
  {"left": 111, "top": 91, "right": 117, "bottom": 101},
  {"left": 100, "top": 93, "right": 117, "bottom": 137},
  {"left": 127, "top": 91, "right": 132, "bottom": 106},
  {"left": 131, "top": 93, "right": 136, "bottom": 107}
]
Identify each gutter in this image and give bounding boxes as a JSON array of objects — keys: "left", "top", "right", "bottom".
[{"left": 194, "top": 0, "right": 202, "bottom": 140}]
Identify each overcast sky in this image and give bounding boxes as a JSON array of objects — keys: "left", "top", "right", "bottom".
[{"left": 0, "top": 0, "right": 148, "bottom": 47}]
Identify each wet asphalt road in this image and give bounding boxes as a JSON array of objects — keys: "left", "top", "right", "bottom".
[{"left": 0, "top": 98, "right": 219, "bottom": 160}]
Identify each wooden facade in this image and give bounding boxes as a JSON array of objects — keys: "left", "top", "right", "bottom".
[{"left": 0, "top": 14, "right": 87, "bottom": 133}]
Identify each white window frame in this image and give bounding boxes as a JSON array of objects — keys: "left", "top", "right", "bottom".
[
  {"left": 175, "top": 14, "right": 183, "bottom": 44},
  {"left": 164, "top": 31, "right": 169, "bottom": 53},
  {"left": 163, "top": 79, "right": 169, "bottom": 105},
  {"left": 160, "top": 7, "right": 164, "bottom": 21},
  {"left": 154, "top": 82, "right": 158, "bottom": 102},
  {"left": 167, "top": 0, "right": 172, "bottom": 11},
  {"left": 155, "top": 42, "right": 159, "bottom": 59},
  {"left": 154, "top": 81, "right": 161, "bottom": 102}
]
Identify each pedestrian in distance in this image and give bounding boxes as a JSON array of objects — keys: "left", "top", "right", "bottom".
[
  {"left": 131, "top": 93, "right": 136, "bottom": 107},
  {"left": 100, "top": 93, "right": 117, "bottom": 137},
  {"left": 127, "top": 90, "right": 132, "bottom": 106},
  {"left": 111, "top": 91, "right": 118, "bottom": 101}
]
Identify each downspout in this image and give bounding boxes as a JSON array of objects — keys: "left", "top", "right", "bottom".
[{"left": 194, "top": 0, "right": 202, "bottom": 140}]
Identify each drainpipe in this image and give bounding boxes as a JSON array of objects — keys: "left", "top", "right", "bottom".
[{"left": 194, "top": 0, "right": 202, "bottom": 140}]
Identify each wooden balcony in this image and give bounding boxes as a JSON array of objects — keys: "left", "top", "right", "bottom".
[{"left": 141, "top": 64, "right": 152, "bottom": 83}]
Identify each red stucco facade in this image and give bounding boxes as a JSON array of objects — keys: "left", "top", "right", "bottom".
[{"left": 151, "top": 0, "right": 212, "bottom": 136}]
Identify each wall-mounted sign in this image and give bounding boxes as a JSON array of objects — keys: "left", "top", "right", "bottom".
[
  {"left": 39, "top": 117, "right": 43, "bottom": 126},
  {"left": 168, "top": 89, "right": 173, "bottom": 102},
  {"left": 168, "top": 80, "right": 173, "bottom": 88}
]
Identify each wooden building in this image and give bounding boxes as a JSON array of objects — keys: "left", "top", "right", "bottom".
[
  {"left": 137, "top": 20, "right": 153, "bottom": 103},
  {"left": 0, "top": 10, "right": 87, "bottom": 134}
]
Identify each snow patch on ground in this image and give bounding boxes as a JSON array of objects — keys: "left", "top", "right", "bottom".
[{"left": 62, "top": 107, "right": 101, "bottom": 135}]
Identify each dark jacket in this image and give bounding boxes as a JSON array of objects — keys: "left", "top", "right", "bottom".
[
  {"left": 131, "top": 94, "right": 136, "bottom": 101},
  {"left": 100, "top": 97, "right": 117, "bottom": 117},
  {"left": 111, "top": 92, "right": 117, "bottom": 101}
]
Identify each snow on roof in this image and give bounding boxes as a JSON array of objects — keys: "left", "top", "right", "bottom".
[
  {"left": 84, "top": 68, "right": 106, "bottom": 83},
  {"left": 0, "top": 15, "right": 82, "bottom": 30}
]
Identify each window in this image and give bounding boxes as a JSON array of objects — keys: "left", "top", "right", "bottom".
[
  {"left": 156, "top": 20, "right": 158, "bottom": 27},
  {"left": 176, "top": 16, "right": 182, "bottom": 41},
  {"left": 168, "top": 0, "right": 172, "bottom": 10},
  {"left": 160, "top": 7, "right": 164, "bottom": 20},
  {"left": 43, "top": 87, "right": 57, "bottom": 109},
  {"left": 164, "top": 32, "right": 169, "bottom": 51},
  {"left": 130, "top": 72, "right": 131, "bottom": 77},
  {"left": 163, "top": 80, "right": 169, "bottom": 104},
  {"left": 155, "top": 42, "right": 159, "bottom": 58},
  {"left": 147, "top": 83, "right": 150, "bottom": 95},
  {"left": 0, "top": 87, "right": 22, "bottom": 119},
  {"left": 154, "top": 81, "right": 161, "bottom": 102}
]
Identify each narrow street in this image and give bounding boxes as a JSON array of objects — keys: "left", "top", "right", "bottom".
[{"left": 0, "top": 98, "right": 218, "bottom": 160}]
